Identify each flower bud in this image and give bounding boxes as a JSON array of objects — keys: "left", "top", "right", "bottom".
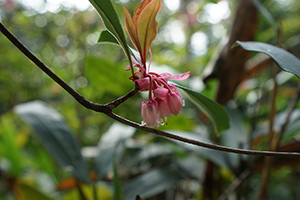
[
  {"left": 167, "top": 90, "right": 184, "bottom": 116},
  {"left": 153, "top": 86, "right": 169, "bottom": 99},
  {"left": 135, "top": 77, "right": 150, "bottom": 90},
  {"left": 155, "top": 98, "right": 172, "bottom": 118}
]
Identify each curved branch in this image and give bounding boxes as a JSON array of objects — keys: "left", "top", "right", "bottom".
[
  {"left": 106, "top": 112, "right": 300, "bottom": 158},
  {"left": 2, "top": 22, "right": 300, "bottom": 158}
]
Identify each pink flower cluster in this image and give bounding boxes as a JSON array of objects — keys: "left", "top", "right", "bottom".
[
  {"left": 123, "top": 0, "right": 189, "bottom": 128},
  {"left": 126, "top": 56, "right": 190, "bottom": 128}
]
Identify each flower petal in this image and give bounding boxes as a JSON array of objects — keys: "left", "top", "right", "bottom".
[
  {"left": 153, "top": 86, "right": 169, "bottom": 99},
  {"left": 167, "top": 91, "right": 184, "bottom": 116},
  {"left": 135, "top": 77, "right": 150, "bottom": 90},
  {"left": 160, "top": 71, "right": 190, "bottom": 80},
  {"left": 156, "top": 98, "right": 172, "bottom": 118},
  {"left": 141, "top": 99, "right": 162, "bottom": 127}
]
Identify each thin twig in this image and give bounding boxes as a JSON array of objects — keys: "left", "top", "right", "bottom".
[
  {"left": 273, "top": 83, "right": 300, "bottom": 150},
  {"left": 106, "top": 86, "right": 139, "bottom": 109},
  {"left": 218, "top": 169, "right": 251, "bottom": 200},
  {"left": 258, "top": 26, "right": 284, "bottom": 199},
  {"left": 0, "top": 22, "right": 109, "bottom": 112},
  {"left": 2, "top": 22, "right": 300, "bottom": 158},
  {"left": 258, "top": 65, "right": 279, "bottom": 200},
  {"left": 75, "top": 179, "right": 88, "bottom": 200}
]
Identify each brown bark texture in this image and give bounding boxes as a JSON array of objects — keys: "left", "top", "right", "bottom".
[{"left": 204, "top": 0, "right": 259, "bottom": 105}]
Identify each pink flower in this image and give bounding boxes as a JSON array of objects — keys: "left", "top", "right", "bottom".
[
  {"left": 141, "top": 99, "right": 162, "bottom": 127},
  {"left": 167, "top": 85, "right": 184, "bottom": 116},
  {"left": 153, "top": 85, "right": 169, "bottom": 99},
  {"left": 123, "top": 0, "right": 190, "bottom": 127},
  {"left": 155, "top": 97, "right": 172, "bottom": 118}
]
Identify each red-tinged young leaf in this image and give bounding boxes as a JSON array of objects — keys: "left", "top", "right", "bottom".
[
  {"left": 123, "top": 0, "right": 161, "bottom": 65},
  {"left": 123, "top": 6, "right": 140, "bottom": 53},
  {"left": 133, "top": 0, "right": 152, "bottom": 24},
  {"left": 136, "top": 0, "right": 161, "bottom": 64}
]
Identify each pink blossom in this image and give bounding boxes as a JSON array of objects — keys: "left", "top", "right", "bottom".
[
  {"left": 167, "top": 87, "right": 184, "bottom": 116},
  {"left": 123, "top": 0, "right": 190, "bottom": 127},
  {"left": 153, "top": 86, "right": 169, "bottom": 99},
  {"left": 126, "top": 55, "right": 190, "bottom": 127},
  {"left": 141, "top": 99, "right": 162, "bottom": 127},
  {"left": 156, "top": 97, "right": 172, "bottom": 118}
]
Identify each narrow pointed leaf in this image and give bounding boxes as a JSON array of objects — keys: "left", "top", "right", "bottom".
[
  {"left": 237, "top": 41, "right": 300, "bottom": 78},
  {"left": 14, "top": 101, "right": 90, "bottom": 183},
  {"left": 176, "top": 85, "right": 230, "bottom": 134},
  {"left": 133, "top": 0, "right": 152, "bottom": 24},
  {"left": 113, "top": 163, "right": 124, "bottom": 200},
  {"left": 95, "top": 123, "right": 135, "bottom": 180},
  {"left": 123, "top": 6, "right": 140, "bottom": 52},
  {"left": 129, "top": 46, "right": 142, "bottom": 65},
  {"left": 251, "top": 0, "right": 277, "bottom": 33},
  {"left": 89, "top": 0, "right": 131, "bottom": 62},
  {"left": 137, "top": 0, "right": 161, "bottom": 59},
  {"left": 124, "top": 165, "right": 185, "bottom": 200},
  {"left": 98, "top": 30, "right": 119, "bottom": 45}
]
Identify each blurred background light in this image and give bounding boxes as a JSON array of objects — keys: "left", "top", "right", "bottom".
[
  {"left": 203, "top": 0, "right": 230, "bottom": 24},
  {"left": 190, "top": 31, "right": 208, "bottom": 56},
  {"left": 17, "top": 0, "right": 90, "bottom": 13},
  {"left": 164, "top": 0, "right": 180, "bottom": 11}
]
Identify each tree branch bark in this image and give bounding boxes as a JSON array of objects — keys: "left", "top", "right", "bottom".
[{"left": 2, "top": 22, "right": 300, "bottom": 158}]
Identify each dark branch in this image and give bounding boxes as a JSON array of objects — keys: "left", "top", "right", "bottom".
[
  {"left": 2, "top": 22, "right": 300, "bottom": 158},
  {"left": 106, "top": 112, "right": 300, "bottom": 158},
  {"left": 106, "top": 86, "right": 139, "bottom": 109}
]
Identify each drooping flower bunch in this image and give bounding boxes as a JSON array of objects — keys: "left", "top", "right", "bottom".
[{"left": 123, "top": 0, "right": 190, "bottom": 127}]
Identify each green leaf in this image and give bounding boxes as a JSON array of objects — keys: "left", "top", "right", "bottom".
[
  {"left": 95, "top": 122, "right": 135, "bottom": 179},
  {"left": 0, "top": 115, "right": 23, "bottom": 176},
  {"left": 84, "top": 56, "right": 133, "bottom": 100},
  {"left": 251, "top": 0, "right": 278, "bottom": 34},
  {"left": 176, "top": 85, "right": 230, "bottom": 134},
  {"left": 125, "top": 144, "right": 172, "bottom": 167},
  {"left": 98, "top": 30, "right": 119, "bottom": 45},
  {"left": 128, "top": 46, "right": 142, "bottom": 65},
  {"left": 19, "top": 183, "right": 54, "bottom": 200},
  {"left": 169, "top": 130, "right": 232, "bottom": 168},
  {"left": 135, "top": 0, "right": 161, "bottom": 60},
  {"left": 220, "top": 108, "right": 249, "bottom": 168},
  {"left": 14, "top": 101, "right": 90, "bottom": 183},
  {"left": 62, "top": 184, "right": 113, "bottom": 200},
  {"left": 89, "top": 0, "right": 132, "bottom": 64},
  {"left": 113, "top": 163, "right": 124, "bottom": 200},
  {"left": 237, "top": 41, "right": 300, "bottom": 78},
  {"left": 124, "top": 165, "right": 185, "bottom": 200}
]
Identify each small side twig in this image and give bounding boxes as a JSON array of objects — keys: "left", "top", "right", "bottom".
[
  {"left": 106, "top": 86, "right": 139, "bottom": 110},
  {"left": 2, "top": 22, "right": 300, "bottom": 158},
  {"left": 258, "top": 64, "right": 279, "bottom": 200},
  {"left": 218, "top": 169, "right": 251, "bottom": 200},
  {"left": 273, "top": 82, "right": 300, "bottom": 150}
]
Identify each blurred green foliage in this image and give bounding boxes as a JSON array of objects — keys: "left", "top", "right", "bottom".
[{"left": 1, "top": 0, "right": 300, "bottom": 199}]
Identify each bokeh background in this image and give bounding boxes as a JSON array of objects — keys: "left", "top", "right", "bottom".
[{"left": 1, "top": 0, "right": 300, "bottom": 199}]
